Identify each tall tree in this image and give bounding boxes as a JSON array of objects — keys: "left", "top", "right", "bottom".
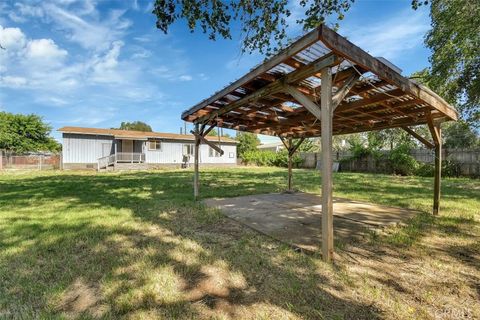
[
  {"left": 115, "top": 121, "right": 153, "bottom": 132},
  {"left": 0, "top": 112, "right": 61, "bottom": 153},
  {"left": 152, "top": 0, "right": 354, "bottom": 54},
  {"left": 414, "top": 0, "right": 479, "bottom": 127},
  {"left": 443, "top": 121, "right": 479, "bottom": 149},
  {"left": 236, "top": 132, "right": 260, "bottom": 157}
]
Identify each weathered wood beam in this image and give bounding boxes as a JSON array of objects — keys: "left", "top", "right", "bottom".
[
  {"left": 401, "top": 126, "right": 434, "bottom": 149},
  {"left": 283, "top": 84, "right": 322, "bottom": 120},
  {"left": 321, "top": 66, "right": 334, "bottom": 262},
  {"left": 335, "top": 88, "right": 405, "bottom": 113},
  {"left": 190, "top": 130, "right": 225, "bottom": 156},
  {"left": 182, "top": 27, "right": 322, "bottom": 120},
  {"left": 194, "top": 53, "right": 340, "bottom": 124},
  {"left": 426, "top": 112, "right": 441, "bottom": 146},
  {"left": 203, "top": 123, "right": 217, "bottom": 136},
  {"left": 332, "top": 73, "right": 361, "bottom": 110},
  {"left": 193, "top": 123, "right": 200, "bottom": 200},
  {"left": 433, "top": 123, "right": 442, "bottom": 215},
  {"left": 318, "top": 24, "right": 458, "bottom": 121}
]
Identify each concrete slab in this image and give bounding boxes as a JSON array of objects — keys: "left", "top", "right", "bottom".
[{"left": 204, "top": 192, "right": 420, "bottom": 252}]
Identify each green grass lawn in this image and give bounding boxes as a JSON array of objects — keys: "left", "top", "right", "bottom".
[{"left": 0, "top": 168, "right": 478, "bottom": 319}]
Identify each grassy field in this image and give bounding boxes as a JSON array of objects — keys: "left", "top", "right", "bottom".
[{"left": 0, "top": 168, "right": 478, "bottom": 319}]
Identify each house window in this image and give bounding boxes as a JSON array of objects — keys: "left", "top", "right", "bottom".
[
  {"left": 209, "top": 147, "right": 221, "bottom": 157},
  {"left": 183, "top": 144, "right": 194, "bottom": 155},
  {"left": 148, "top": 140, "right": 161, "bottom": 151}
]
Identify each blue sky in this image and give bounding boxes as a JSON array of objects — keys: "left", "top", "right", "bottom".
[{"left": 0, "top": 0, "right": 431, "bottom": 142}]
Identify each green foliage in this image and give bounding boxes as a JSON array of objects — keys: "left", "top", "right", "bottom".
[
  {"left": 236, "top": 132, "right": 260, "bottom": 157},
  {"left": 241, "top": 150, "right": 302, "bottom": 168},
  {"left": 416, "top": 159, "right": 463, "bottom": 178},
  {"left": 388, "top": 143, "right": 419, "bottom": 176},
  {"left": 296, "top": 138, "right": 319, "bottom": 152},
  {"left": 443, "top": 121, "right": 480, "bottom": 149},
  {"left": 116, "top": 121, "right": 153, "bottom": 132},
  {"left": 347, "top": 133, "right": 383, "bottom": 160},
  {"left": 0, "top": 112, "right": 60, "bottom": 153},
  {"left": 414, "top": 0, "right": 480, "bottom": 127},
  {"left": 152, "top": 0, "right": 354, "bottom": 54},
  {"left": 207, "top": 128, "right": 218, "bottom": 136}
]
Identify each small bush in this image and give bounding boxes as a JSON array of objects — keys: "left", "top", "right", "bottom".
[
  {"left": 241, "top": 150, "right": 302, "bottom": 168},
  {"left": 414, "top": 159, "right": 461, "bottom": 177},
  {"left": 388, "top": 143, "right": 419, "bottom": 175},
  {"left": 415, "top": 163, "right": 434, "bottom": 177}
]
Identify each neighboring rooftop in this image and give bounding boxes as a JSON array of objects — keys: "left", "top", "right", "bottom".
[
  {"left": 58, "top": 126, "right": 237, "bottom": 143},
  {"left": 257, "top": 142, "right": 285, "bottom": 149}
]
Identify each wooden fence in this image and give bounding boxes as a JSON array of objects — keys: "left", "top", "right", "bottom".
[
  {"left": 0, "top": 153, "right": 61, "bottom": 170},
  {"left": 299, "top": 149, "right": 480, "bottom": 178}
]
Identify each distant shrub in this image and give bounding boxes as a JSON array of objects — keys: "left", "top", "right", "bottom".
[
  {"left": 415, "top": 163, "right": 434, "bottom": 177},
  {"left": 415, "top": 159, "right": 462, "bottom": 177},
  {"left": 241, "top": 150, "right": 302, "bottom": 168},
  {"left": 388, "top": 143, "right": 419, "bottom": 176}
]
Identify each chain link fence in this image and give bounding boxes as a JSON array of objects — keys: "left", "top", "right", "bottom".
[{"left": 0, "top": 151, "right": 61, "bottom": 170}]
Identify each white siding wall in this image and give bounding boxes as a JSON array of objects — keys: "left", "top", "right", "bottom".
[
  {"left": 145, "top": 140, "right": 237, "bottom": 164},
  {"left": 63, "top": 133, "right": 114, "bottom": 163},
  {"left": 199, "top": 144, "right": 236, "bottom": 164},
  {"left": 62, "top": 134, "right": 237, "bottom": 164}
]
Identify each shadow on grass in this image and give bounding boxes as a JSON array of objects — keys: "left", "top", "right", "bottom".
[
  {"left": 0, "top": 169, "right": 478, "bottom": 318},
  {"left": 1, "top": 170, "right": 383, "bottom": 319}
]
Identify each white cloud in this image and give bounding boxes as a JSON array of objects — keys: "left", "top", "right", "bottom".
[
  {"left": 0, "top": 26, "right": 26, "bottom": 51},
  {"left": 179, "top": 75, "right": 193, "bottom": 81},
  {"left": 132, "top": 48, "right": 152, "bottom": 59},
  {"left": 26, "top": 38, "right": 68, "bottom": 61},
  {"left": 0, "top": 76, "right": 27, "bottom": 87},
  {"left": 342, "top": 10, "right": 429, "bottom": 60},
  {"left": 89, "top": 40, "right": 124, "bottom": 83},
  {"left": 3, "top": 1, "right": 131, "bottom": 52},
  {"left": 8, "top": 2, "right": 44, "bottom": 22}
]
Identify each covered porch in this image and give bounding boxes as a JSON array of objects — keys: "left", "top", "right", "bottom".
[{"left": 97, "top": 137, "right": 147, "bottom": 170}]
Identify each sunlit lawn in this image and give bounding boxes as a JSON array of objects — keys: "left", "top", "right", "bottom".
[{"left": 0, "top": 168, "right": 478, "bottom": 319}]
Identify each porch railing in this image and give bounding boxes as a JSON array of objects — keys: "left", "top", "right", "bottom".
[
  {"left": 116, "top": 152, "right": 145, "bottom": 163},
  {"left": 97, "top": 152, "right": 145, "bottom": 170},
  {"left": 97, "top": 154, "right": 116, "bottom": 170}
]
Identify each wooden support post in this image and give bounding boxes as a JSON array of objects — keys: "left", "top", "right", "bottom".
[
  {"left": 280, "top": 136, "right": 305, "bottom": 193},
  {"left": 321, "top": 67, "right": 334, "bottom": 262},
  {"left": 427, "top": 114, "right": 442, "bottom": 215},
  {"left": 194, "top": 123, "right": 200, "bottom": 200},
  {"left": 433, "top": 124, "right": 442, "bottom": 215},
  {"left": 287, "top": 138, "right": 293, "bottom": 192}
]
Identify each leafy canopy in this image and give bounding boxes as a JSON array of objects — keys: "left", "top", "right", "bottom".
[
  {"left": 115, "top": 121, "right": 153, "bottom": 132},
  {"left": 152, "top": 0, "right": 354, "bottom": 54},
  {"left": 0, "top": 112, "right": 61, "bottom": 153},
  {"left": 236, "top": 132, "right": 260, "bottom": 157},
  {"left": 414, "top": 0, "right": 479, "bottom": 127}
]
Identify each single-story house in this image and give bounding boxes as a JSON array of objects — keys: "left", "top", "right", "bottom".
[{"left": 58, "top": 126, "right": 237, "bottom": 170}]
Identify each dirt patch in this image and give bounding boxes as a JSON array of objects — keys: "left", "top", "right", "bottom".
[{"left": 56, "top": 278, "right": 108, "bottom": 319}]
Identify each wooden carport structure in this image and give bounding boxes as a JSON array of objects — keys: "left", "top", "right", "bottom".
[{"left": 182, "top": 24, "right": 458, "bottom": 262}]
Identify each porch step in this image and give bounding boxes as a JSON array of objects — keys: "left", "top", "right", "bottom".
[{"left": 98, "top": 164, "right": 115, "bottom": 172}]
